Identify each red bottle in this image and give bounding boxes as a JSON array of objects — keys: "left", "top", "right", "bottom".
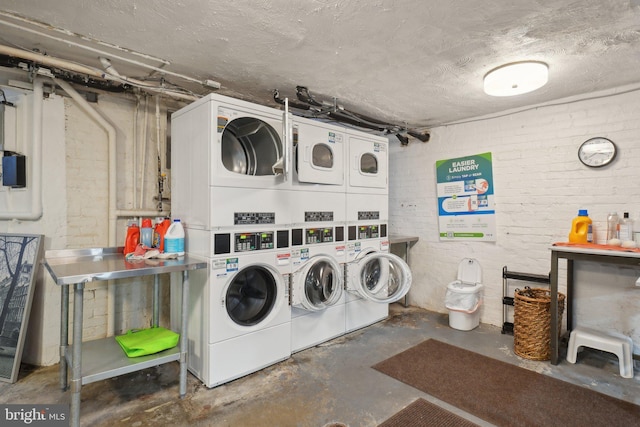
[
  {"left": 124, "top": 222, "right": 140, "bottom": 254},
  {"left": 153, "top": 218, "right": 171, "bottom": 252}
]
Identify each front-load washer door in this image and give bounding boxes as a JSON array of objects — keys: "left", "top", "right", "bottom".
[
  {"left": 292, "top": 255, "right": 344, "bottom": 311},
  {"left": 347, "top": 134, "right": 388, "bottom": 192},
  {"left": 223, "top": 264, "right": 284, "bottom": 330},
  {"left": 294, "top": 120, "right": 345, "bottom": 186},
  {"left": 347, "top": 252, "right": 411, "bottom": 303}
]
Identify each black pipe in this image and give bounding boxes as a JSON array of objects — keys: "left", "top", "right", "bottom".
[
  {"left": 273, "top": 89, "right": 311, "bottom": 110},
  {"left": 407, "top": 130, "right": 431, "bottom": 142}
]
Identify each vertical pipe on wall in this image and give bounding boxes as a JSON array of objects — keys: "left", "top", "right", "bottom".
[
  {"left": 132, "top": 95, "right": 139, "bottom": 209},
  {"left": 52, "top": 78, "right": 118, "bottom": 336},
  {"left": 139, "top": 95, "right": 149, "bottom": 209}
]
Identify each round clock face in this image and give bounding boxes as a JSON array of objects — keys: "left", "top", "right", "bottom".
[{"left": 578, "top": 137, "right": 617, "bottom": 168}]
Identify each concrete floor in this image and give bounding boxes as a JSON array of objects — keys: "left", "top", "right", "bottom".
[{"left": 1, "top": 304, "right": 639, "bottom": 426}]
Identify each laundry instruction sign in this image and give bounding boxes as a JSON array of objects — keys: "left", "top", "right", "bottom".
[{"left": 436, "top": 152, "right": 496, "bottom": 242}]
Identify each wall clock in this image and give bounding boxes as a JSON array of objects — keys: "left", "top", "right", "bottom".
[{"left": 578, "top": 137, "right": 617, "bottom": 168}]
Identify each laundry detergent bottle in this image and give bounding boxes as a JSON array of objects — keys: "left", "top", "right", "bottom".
[
  {"left": 568, "top": 209, "right": 592, "bottom": 243},
  {"left": 164, "top": 219, "right": 185, "bottom": 256},
  {"left": 153, "top": 217, "right": 171, "bottom": 252},
  {"left": 124, "top": 221, "right": 140, "bottom": 254}
]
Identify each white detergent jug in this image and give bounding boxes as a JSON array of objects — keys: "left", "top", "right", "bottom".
[{"left": 164, "top": 219, "right": 185, "bottom": 256}]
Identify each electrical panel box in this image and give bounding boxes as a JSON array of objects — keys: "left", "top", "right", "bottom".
[{"left": 2, "top": 154, "right": 26, "bottom": 188}]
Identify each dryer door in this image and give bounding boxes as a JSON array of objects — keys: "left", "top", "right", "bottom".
[
  {"left": 292, "top": 255, "right": 344, "bottom": 312},
  {"left": 294, "top": 120, "right": 345, "bottom": 186},
  {"left": 224, "top": 264, "right": 281, "bottom": 327},
  {"left": 348, "top": 135, "right": 388, "bottom": 191},
  {"left": 221, "top": 117, "right": 283, "bottom": 177},
  {"left": 348, "top": 252, "right": 411, "bottom": 303}
]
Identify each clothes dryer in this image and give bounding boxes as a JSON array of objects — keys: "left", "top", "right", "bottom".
[
  {"left": 345, "top": 130, "right": 389, "bottom": 196},
  {"left": 173, "top": 226, "right": 292, "bottom": 388},
  {"left": 171, "top": 93, "right": 292, "bottom": 231},
  {"left": 291, "top": 116, "right": 347, "bottom": 192}
]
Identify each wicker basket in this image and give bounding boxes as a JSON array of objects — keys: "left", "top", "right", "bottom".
[{"left": 513, "top": 287, "right": 565, "bottom": 361}]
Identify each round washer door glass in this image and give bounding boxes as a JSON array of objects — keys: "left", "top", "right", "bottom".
[
  {"left": 301, "top": 257, "right": 343, "bottom": 311},
  {"left": 225, "top": 266, "right": 277, "bottom": 326},
  {"left": 221, "top": 117, "right": 282, "bottom": 176},
  {"left": 354, "top": 253, "right": 412, "bottom": 303}
]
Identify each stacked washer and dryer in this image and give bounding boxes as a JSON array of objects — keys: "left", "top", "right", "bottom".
[
  {"left": 344, "top": 130, "right": 412, "bottom": 332},
  {"left": 170, "top": 94, "right": 293, "bottom": 388},
  {"left": 289, "top": 116, "right": 348, "bottom": 353},
  {"left": 171, "top": 93, "right": 412, "bottom": 388}
]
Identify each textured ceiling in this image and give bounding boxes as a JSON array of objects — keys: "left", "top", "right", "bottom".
[{"left": 0, "top": 0, "right": 639, "bottom": 131}]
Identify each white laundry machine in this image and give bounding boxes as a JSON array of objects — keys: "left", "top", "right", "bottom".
[
  {"left": 345, "top": 130, "right": 388, "bottom": 196},
  {"left": 290, "top": 224, "right": 346, "bottom": 352},
  {"left": 291, "top": 116, "right": 347, "bottom": 192},
  {"left": 175, "top": 226, "right": 292, "bottom": 388},
  {"left": 288, "top": 225, "right": 347, "bottom": 354},
  {"left": 171, "top": 93, "right": 292, "bottom": 231},
  {"left": 345, "top": 229, "right": 412, "bottom": 332}
]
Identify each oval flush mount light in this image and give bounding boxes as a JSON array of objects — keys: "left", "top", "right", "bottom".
[{"left": 483, "top": 61, "right": 549, "bottom": 96}]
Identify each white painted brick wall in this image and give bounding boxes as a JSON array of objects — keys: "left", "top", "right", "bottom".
[
  {"left": 63, "top": 94, "right": 171, "bottom": 345},
  {"left": 0, "top": 85, "right": 173, "bottom": 365},
  {"left": 390, "top": 89, "right": 640, "bottom": 350}
]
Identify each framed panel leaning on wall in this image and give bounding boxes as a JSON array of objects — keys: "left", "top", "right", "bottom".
[{"left": 0, "top": 233, "right": 43, "bottom": 383}]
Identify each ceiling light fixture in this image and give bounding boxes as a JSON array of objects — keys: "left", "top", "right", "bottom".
[{"left": 483, "top": 61, "right": 548, "bottom": 97}]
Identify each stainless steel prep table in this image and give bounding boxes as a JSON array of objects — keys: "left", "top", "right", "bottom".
[
  {"left": 549, "top": 244, "right": 640, "bottom": 365},
  {"left": 43, "top": 247, "right": 207, "bottom": 427}
]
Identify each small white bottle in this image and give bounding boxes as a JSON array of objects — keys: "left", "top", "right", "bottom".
[{"left": 619, "top": 212, "right": 635, "bottom": 248}]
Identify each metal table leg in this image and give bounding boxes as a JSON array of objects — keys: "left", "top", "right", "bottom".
[
  {"left": 70, "top": 282, "right": 84, "bottom": 427},
  {"left": 153, "top": 275, "right": 160, "bottom": 327},
  {"left": 60, "top": 285, "right": 69, "bottom": 391},
  {"left": 550, "top": 251, "right": 559, "bottom": 365},
  {"left": 403, "top": 241, "right": 410, "bottom": 307},
  {"left": 179, "top": 270, "right": 189, "bottom": 398}
]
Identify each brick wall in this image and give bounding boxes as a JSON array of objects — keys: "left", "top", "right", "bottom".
[{"left": 389, "top": 88, "right": 640, "bottom": 350}]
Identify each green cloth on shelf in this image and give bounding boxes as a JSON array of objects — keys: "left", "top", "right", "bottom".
[{"left": 115, "top": 327, "right": 179, "bottom": 358}]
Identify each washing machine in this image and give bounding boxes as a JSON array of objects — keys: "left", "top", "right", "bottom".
[
  {"left": 345, "top": 227, "right": 412, "bottom": 332},
  {"left": 289, "top": 220, "right": 347, "bottom": 352},
  {"left": 174, "top": 226, "right": 292, "bottom": 388},
  {"left": 171, "top": 93, "right": 292, "bottom": 231}
]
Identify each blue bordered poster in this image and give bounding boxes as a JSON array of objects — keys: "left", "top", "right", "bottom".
[{"left": 436, "top": 152, "right": 496, "bottom": 241}]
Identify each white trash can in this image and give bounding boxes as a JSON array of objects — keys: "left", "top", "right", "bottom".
[{"left": 445, "top": 259, "right": 483, "bottom": 331}]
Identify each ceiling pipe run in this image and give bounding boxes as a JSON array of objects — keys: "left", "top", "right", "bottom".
[
  {"left": 0, "top": 13, "right": 220, "bottom": 90},
  {"left": 0, "top": 44, "right": 199, "bottom": 101}
]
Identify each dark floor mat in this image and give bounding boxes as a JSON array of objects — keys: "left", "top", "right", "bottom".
[
  {"left": 378, "top": 398, "right": 480, "bottom": 427},
  {"left": 373, "top": 339, "right": 640, "bottom": 427}
]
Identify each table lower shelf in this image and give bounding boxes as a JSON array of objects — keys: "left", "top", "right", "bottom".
[{"left": 65, "top": 336, "right": 180, "bottom": 386}]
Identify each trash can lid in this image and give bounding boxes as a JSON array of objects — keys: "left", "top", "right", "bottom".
[{"left": 457, "top": 258, "right": 482, "bottom": 284}]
